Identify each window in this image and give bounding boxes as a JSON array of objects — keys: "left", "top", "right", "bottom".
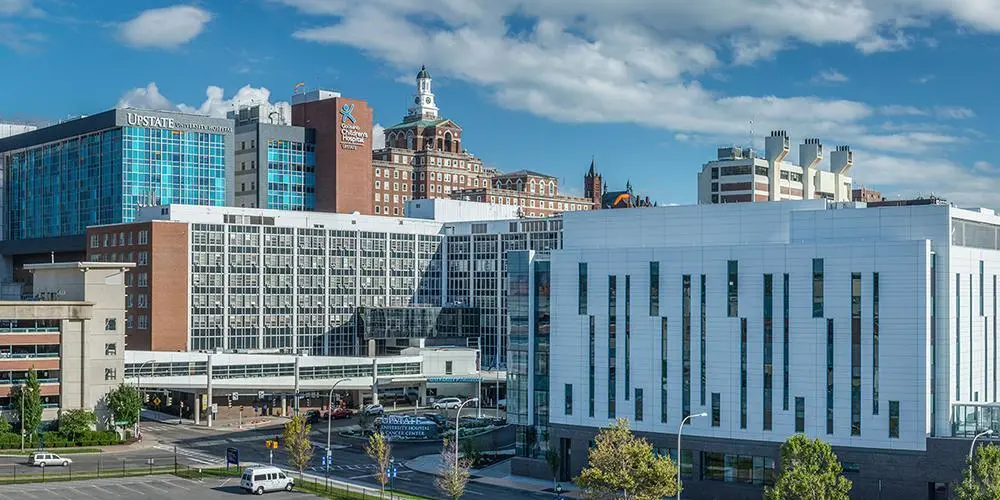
[
  {"left": 138, "top": 294, "right": 148, "bottom": 309},
  {"left": 138, "top": 273, "right": 148, "bottom": 288},
  {"left": 702, "top": 452, "right": 775, "bottom": 486},
  {"left": 712, "top": 392, "right": 720, "bottom": 427},
  {"left": 634, "top": 388, "right": 643, "bottom": 422},
  {"left": 578, "top": 263, "right": 588, "bottom": 314},
  {"left": 105, "top": 368, "right": 117, "bottom": 380},
  {"left": 625, "top": 275, "right": 631, "bottom": 401},
  {"left": 727, "top": 261, "right": 738, "bottom": 317},
  {"left": 138, "top": 315, "right": 148, "bottom": 330},
  {"left": 138, "top": 252, "right": 148, "bottom": 266},
  {"left": 763, "top": 274, "right": 773, "bottom": 431},
  {"left": 589, "top": 315, "right": 596, "bottom": 418},
  {"left": 90, "top": 235, "right": 99, "bottom": 248},
  {"left": 649, "top": 262, "right": 659, "bottom": 316},
  {"left": 138, "top": 230, "right": 148, "bottom": 245},
  {"left": 957, "top": 274, "right": 962, "bottom": 396},
  {"left": 660, "top": 317, "right": 668, "bottom": 423},
  {"left": 711, "top": 168, "right": 719, "bottom": 179},
  {"left": 445, "top": 361, "right": 453, "bottom": 375},
  {"left": 565, "top": 384, "right": 573, "bottom": 415},
  {"left": 105, "top": 343, "right": 117, "bottom": 356},
  {"left": 608, "top": 275, "right": 617, "bottom": 418},
  {"left": 682, "top": 275, "right": 691, "bottom": 419},
  {"left": 851, "top": 273, "right": 862, "bottom": 436},
  {"left": 827, "top": 319, "right": 834, "bottom": 434},
  {"left": 105, "top": 318, "right": 117, "bottom": 331},
  {"left": 783, "top": 274, "right": 790, "bottom": 411},
  {"left": 889, "top": 400, "right": 900, "bottom": 438},
  {"left": 981, "top": 261, "right": 985, "bottom": 316},
  {"left": 795, "top": 397, "right": 805, "bottom": 432},
  {"left": 740, "top": 317, "right": 748, "bottom": 429},
  {"left": 812, "top": 259, "right": 824, "bottom": 317},
  {"left": 700, "top": 275, "right": 707, "bottom": 406}
]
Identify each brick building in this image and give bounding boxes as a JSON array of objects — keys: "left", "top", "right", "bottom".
[{"left": 372, "top": 66, "right": 594, "bottom": 217}]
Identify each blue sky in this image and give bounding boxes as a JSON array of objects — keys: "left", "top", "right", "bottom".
[{"left": 1, "top": 0, "right": 999, "bottom": 208}]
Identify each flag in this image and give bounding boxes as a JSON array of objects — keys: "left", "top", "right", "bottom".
[{"left": 294, "top": 82, "right": 305, "bottom": 93}]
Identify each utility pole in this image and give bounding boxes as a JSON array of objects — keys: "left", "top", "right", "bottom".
[{"left": 20, "top": 385, "right": 24, "bottom": 451}]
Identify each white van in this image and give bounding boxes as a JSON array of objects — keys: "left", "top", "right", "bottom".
[{"left": 240, "top": 466, "right": 294, "bottom": 495}]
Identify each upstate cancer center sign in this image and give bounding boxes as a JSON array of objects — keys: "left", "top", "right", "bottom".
[
  {"left": 377, "top": 415, "right": 437, "bottom": 440},
  {"left": 125, "top": 112, "right": 233, "bottom": 133}
]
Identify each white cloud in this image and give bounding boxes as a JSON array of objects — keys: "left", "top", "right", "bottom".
[
  {"left": 117, "top": 82, "right": 291, "bottom": 123},
  {"left": 0, "top": 0, "right": 42, "bottom": 17},
  {"left": 853, "top": 152, "right": 1000, "bottom": 209},
  {"left": 811, "top": 69, "right": 849, "bottom": 84},
  {"left": 879, "top": 105, "right": 926, "bottom": 116},
  {"left": 879, "top": 104, "right": 976, "bottom": 119},
  {"left": 855, "top": 30, "right": 912, "bottom": 53},
  {"left": 119, "top": 5, "right": 212, "bottom": 49},
  {"left": 935, "top": 106, "right": 975, "bottom": 119},
  {"left": 913, "top": 74, "right": 935, "bottom": 84}
]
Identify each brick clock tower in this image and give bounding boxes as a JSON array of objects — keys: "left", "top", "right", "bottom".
[
  {"left": 584, "top": 157, "right": 602, "bottom": 210},
  {"left": 292, "top": 93, "right": 374, "bottom": 215}
]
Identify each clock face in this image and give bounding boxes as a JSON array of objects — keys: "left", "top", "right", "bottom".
[
  {"left": 413, "top": 96, "right": 420, "bottom": 104},
  {"left": 425, "top": 97, "right": 432, "bottom": 104}
]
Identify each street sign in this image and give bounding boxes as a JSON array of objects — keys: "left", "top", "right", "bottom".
[
  {"left": 226, "top": 447, "right": 239, "bottom": 467},
  {"left": 232, "top": 392, "right": 239, "bottom": 399},
  {"left": 152, "top": 397, "right": 161, "bottom": 407},
  {"left": 258, "top": 391, "right": 265, "bottom": 399},
  {"left": 211, "top": 403, "right": 219, "bottom": 414}
]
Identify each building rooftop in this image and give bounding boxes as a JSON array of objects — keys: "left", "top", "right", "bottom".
[
  {"left": 494, "top": 169, "right": 557, "bottom": 179},
  {"left": 24, "top": 262, "right": 136, "bottom": 271}
]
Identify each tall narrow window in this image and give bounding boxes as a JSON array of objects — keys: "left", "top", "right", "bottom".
[
  {"left": 956, "top": 274, "right": 961, "bottom": 397},
  {"left": 635, "top": 389, "right": 643, "bottom": 422},
  {"left": 565, "top": 384, "right": 573, "bottom": 415},
  {"left": 589, "top": 316, "right": 596, "bottom": 418},
  {"left": 763, "top": 274, "right": 773, "bottom": 431},
  {"left": 661, "top": 317, "right": 669, "bottom": 423},
  {"left": 994, "top": 275, "right": 997, "bottom": 403},
  {"left": 700, "top": 275, "right": 707, "bottom": 407},
  {"left": 851, "top": 273, "right": 862, "bottom": 436},
  {"left": 682, "top": 275, "right": 692, "bottom": 420},
  {"left": 740, "top": 317, "right": 748, "bottom": 429},
  {"left": 971, "top": 274, "right": 975, "bottom": 401},
  {"left": 578, "top": 263, "right": 588, "bottom": 315},
  {"left": 889, "top": 400, "right": 900, "bottom": 438},
  {"left": 609, "top": 276, "right": 617, "bottom": 419},
  {"left": 873, "top": 272, "right": 880, "bottom": 415},
  {"left": 813, "top": 259, "right": 825, "bottom": 317},
  {"left": 625, "top": 275, "right": 631, "bottom": 401},
  {"left": 930, "top": 255, "right": 937, "bottom": 436},
  {"left": 827, "top": 319, "right": 834, "bottom": 435},
  {"left": 650, "top": 262, "right": 659, "bottom": 316},
  {"left": 795, "top": 397, "right": 805, "bottom": 433},
  {"left": 783, "top": 274, "right": 790, "bottom": 412},
  {"left": 980, "top": 261, "right": 985, "bottom": 316},
  {"left": 727, "top": 261, "right": 739, "bottom": 317},
  {"left": 712, "top": 393, "right": 720, "bottom": 427}
]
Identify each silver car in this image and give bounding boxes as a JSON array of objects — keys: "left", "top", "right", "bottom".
[
  {"left": 433, "top": 397, "right": 462, "bottom": 409},
  {"left": 28, "top": 452, "right": 71, "bottom": 467}
]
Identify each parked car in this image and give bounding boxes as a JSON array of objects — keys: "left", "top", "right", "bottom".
[
  {"left": 305, "top": 409, "right": 322, "bottom": 424},
  {"left": 433, "top": 397, "right": 463, "bottom": 410},
  {"left": 241, "top": 466, "right": 294, "bottom": 495},
  {"left": 331, "top": 406, "right": 354, "bottom": 419},
  {"left": 28, "top": 452, "right": 71, "bottom": 467},
  {"left": 497, "top": 399, "right": 507, "bottom": 410},
  {"left": 362, "top": 404, "right": 384, "bottom": 416}
]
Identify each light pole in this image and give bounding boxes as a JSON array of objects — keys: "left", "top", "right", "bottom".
[
  {"left": 454, "top": 398, "right": 480, "bottom": 475},
  {"left": 19, "top": 383, "right": 24, "bottom": 451},
  {"left": 676, "top": 412, "right": 707, "bottom": 500},
  {"left": 326, "top": 378, "right": 350, "bottom": 487},
  {"left": 135, "top": 360, "right": 154, "bottom": 440},
  {"left": 970, "top": 429, "right": 994, "bottom": 459}
]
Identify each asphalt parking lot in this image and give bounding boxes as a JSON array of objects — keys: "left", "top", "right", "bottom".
[{"left": 0, "top": 475, "right": 321, "bottom": 499}]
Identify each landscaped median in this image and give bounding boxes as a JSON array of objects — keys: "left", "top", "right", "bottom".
[{"left": 177, "top": 465, "right": 431, "bottom": 499}]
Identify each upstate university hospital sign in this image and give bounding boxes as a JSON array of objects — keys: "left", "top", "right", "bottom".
[
  {"left": 126, "top": 112, "right": 233, "bottom": 133},
  {"left": 339, "top": 103, "right": 368, "bottom": 151}
]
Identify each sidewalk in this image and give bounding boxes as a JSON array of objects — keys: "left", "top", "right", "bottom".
[
  {"left": 404, "top": 454, "right": 582, "bottom": 498},
  {"left": 141, "top": 409, "right": 289, "bottom": 431}
]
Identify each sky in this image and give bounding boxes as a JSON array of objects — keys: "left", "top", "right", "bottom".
[{"left": 1, "top": 0, "right": 999, "bottom": 209}]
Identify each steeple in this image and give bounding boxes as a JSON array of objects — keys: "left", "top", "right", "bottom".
[
  {"left": 587, "top": 156, "right": 598, "bottom": 177},
  {"left": 408, "top": 65, "right": 439, "bottom": 120}
]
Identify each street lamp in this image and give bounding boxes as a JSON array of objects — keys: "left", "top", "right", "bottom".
[
  {"left": 970, "top": 429, "right": 994, "bottom": 459},
  {"left": 454, "top": 398, "right": 480, "bottom": 475},
  {"left": 326, "top": 378, "right": 350, "bottom": 486},
  {"left": 135, "top": 359, "right": 155, "bottom": 440},
  {"left": 676, "top": 412, "right": 707, "bottom": 500}
]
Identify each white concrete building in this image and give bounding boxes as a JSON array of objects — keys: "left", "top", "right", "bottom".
[
  {"left": 697, "top": 131, "right": 854, "bottom": 204},
  {"left": 524, "top": 199, "right": 1000, "bottom": 499}
]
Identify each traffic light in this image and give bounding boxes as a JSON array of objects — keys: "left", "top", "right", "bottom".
[
  {"left": 228, "top": 397, "right": 233, "bottom": 408},
  {"left": 166, "top": 395, "right": 173, "bottom": 407},
  {"left": 144, "top": 392, "right": 150, "bottom": 404}
]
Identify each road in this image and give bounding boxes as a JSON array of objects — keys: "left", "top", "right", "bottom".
[{"left": 136, "top": 411, "right": 546, "bottom": 500}]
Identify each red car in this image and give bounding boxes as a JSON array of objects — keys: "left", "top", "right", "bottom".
[{"left": 330, "top": 407, "right": 354, "bottom": 419}]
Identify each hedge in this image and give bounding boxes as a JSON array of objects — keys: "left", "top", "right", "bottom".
[{"left": 0, "top": 430, "right": 123, "bottom": 449}]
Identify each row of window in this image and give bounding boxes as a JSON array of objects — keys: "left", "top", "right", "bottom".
[
  {"left": 90, "top": 230, "right": 149, "bottom": 249},
  {"left": 89, "top": 251, "right": 149, "bottom": 266}
]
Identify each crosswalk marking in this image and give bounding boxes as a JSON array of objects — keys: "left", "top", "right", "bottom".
[{"left": 153, "top": 444, "right": 223, "bottom": 465}]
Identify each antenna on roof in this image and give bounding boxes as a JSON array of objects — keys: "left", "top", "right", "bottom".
[{"left": 748, "top": 119, "right": 754, "bottom": 150}]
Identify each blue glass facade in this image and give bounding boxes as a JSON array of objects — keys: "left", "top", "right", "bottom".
[
  {"left": 266, "top": 139, "right": 315, "bottom": 211},
  {"left": 5, "top": 125, "right": 226, "bottom": 240}
]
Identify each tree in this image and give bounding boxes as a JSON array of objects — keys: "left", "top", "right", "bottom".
[
  {"left": 545, "top": 449, "right": 561, "bottom": 491},
  {"left": 0, "top": 416, "right": 11, "bottom": 435},
  {"left": 58, "top": 409, "right": 96, "bottom": 441},
  {"left": 576, "top": 418, "right": 679, "bottom": 499},
  {"left": 106, "top": 383, "right": 142, "bottom": 429},
  {"left": 436, "top": 440, "right": 470, "bottom": 500},
  {"left": 461, "top": 437, "right": 483, "bottom": 468},
  {"left": 11, "top": 368, "right": 42, "bottom": 440},
  {"left": 765, "top": 434, "right": 852, "bottom": 500},
  {"left": 282, "top": 415, "right": 314, "bottom": 475},
  {"left": 358, "top": 410, "right": 376, "bottom": 433},
  {"left": 957, "top": 443, "right": 1000, "bottom": 500},
  {"left": 366, "top": 432, "right": 392, "bottom": 498}
]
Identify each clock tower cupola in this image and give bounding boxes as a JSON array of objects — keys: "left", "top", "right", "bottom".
[{"left": 407, "top": 65, "right": 439, "bottom": 120}]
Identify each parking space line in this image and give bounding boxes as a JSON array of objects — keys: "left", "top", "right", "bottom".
[
  {"left": 118, "top": 483, "right": 147, "bottom": 496},
  {"left": 91, "top": 485, "right": 120, "bottom": 497}
]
